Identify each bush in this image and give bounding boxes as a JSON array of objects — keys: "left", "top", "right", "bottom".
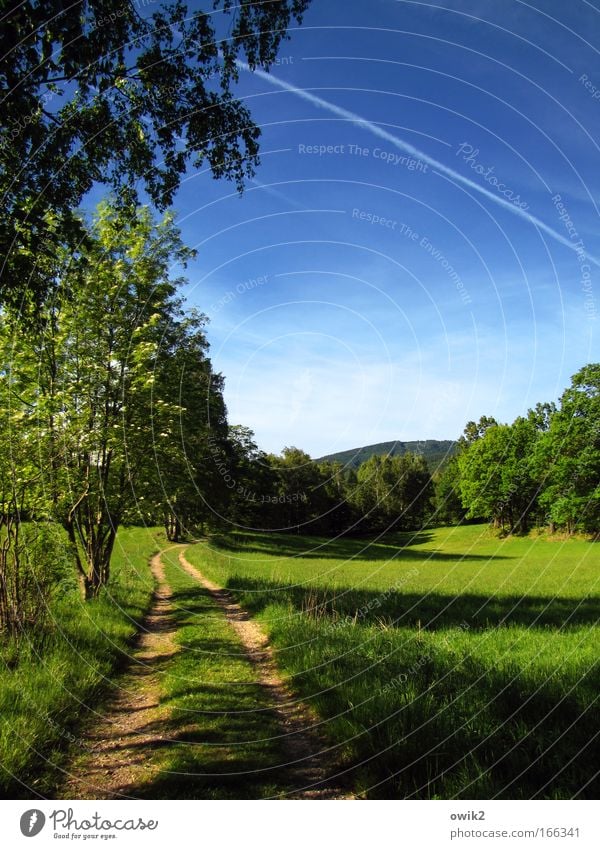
[{"left": 0, "top": 521, "right": 75, "bottom": 638}]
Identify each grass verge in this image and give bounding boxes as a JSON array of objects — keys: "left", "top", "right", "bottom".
[{"left": 0, "top": 526, "right": 163, "bottom": 798}]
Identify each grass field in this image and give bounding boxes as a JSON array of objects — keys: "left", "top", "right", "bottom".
[
  {"left": 0, "top": 526, "right": 162, "bottom": 797},
  {"left": 183, "top": 524, "right": 600, "bottom": 799}
]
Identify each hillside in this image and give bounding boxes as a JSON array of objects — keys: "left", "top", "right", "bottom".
[{"left": 318, "top": 439, "right": 456, "bottom": 471}]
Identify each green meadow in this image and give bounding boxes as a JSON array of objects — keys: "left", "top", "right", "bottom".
[{"left": 183, "top": 524, "right": 600, "bottom": 799}]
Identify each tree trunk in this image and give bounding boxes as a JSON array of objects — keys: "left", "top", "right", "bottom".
[
  {"left": 0, "top": 508, "right": 24, "bottom": 636},
  {"left": 65, "top": 513, "right": 118, "bottom": 600},
  {"left": 165, "top": 512, "right": 181, "bottom": 542}
]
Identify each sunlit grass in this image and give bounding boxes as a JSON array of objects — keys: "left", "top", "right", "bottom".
[
  {"left": 184, "top": 525, "right": 600, "bottom": 798},
  {"left": 0, "top": 526, "right": 162, "bottom": 797}
]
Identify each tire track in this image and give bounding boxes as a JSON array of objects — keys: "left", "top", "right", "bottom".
[
  {"left": 178, "top": 550, "right": 352, "bottom": 799},
  {"left": 60, "top": 549, "right": 179, "bottom": 799}
]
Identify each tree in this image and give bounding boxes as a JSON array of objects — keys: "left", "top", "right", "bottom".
[
  {"left": 534, "top": 364, "right": 600, "bottom": 534},
  {"left": 0, "top": 289, "right": 77, "bottom": 629},
  {"left": 0, "top": 198, "right": 228, "bottom": 596},
  {"left": 222, "top": 425, "right": 278, "bottom": 528},
  {"left": 267, "top": 446, "right": 324, "bottom": 531},
  {"left": 457, "top": 415, "right": 499, "bottom": 449},
  {"left": 527, "top": 401, "right": 557, "bottom": 432},
  {"left": 146, "top": 311, "right": 230, "bottom": 541},
  {"left": 50, "top": 200, "right": 199, "bottom": 594},
  {"left": 351, "top": 453, "right": 433, "bottom": 533},
  {"left": 0, "top": 332, "right": 41, "bottom": 633},
  {"left": 0, "top": 0, "right": 311, "bottom": 309},
  {"left": 458, "top": 419, "right": 540, "bottom": 533},
  {"left": 433, "top": 456, "right": 466, "bottom": 525},
  {"left": 314, "top": 460, "right": 358, "bottom": 534}
]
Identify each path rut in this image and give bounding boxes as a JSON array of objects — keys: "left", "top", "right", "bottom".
[
  {"left": 60, "top": 550, "right": 178, "bottom": 799},
  {"left": 60, "top": 546, "right": 350, "bottom": 799},
  {"left": 177, "top": 551, "right": 350, "bottom": 799}
]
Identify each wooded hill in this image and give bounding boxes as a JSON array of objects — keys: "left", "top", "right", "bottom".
[{"left": 319, "top": 439, "right": 456, "bottom": 470}]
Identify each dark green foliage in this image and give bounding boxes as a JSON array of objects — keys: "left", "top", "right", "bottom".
[
  {"left": 456, "top": 365, "right": 599, "bottom": 535},
  {"left": 457, "top": 415, "right": 499, "bottom": 448},
  {"left": 0, "top": 522, "right": 74, "bottom": 637},
  {"left": 149, "top": 309, "right": 230, "bottom": 541},
  {"left": 432, "top": 456, "right": 466, "bottom": 525},
  {"left": 0, "top": 0, "right": 310, "bottom": 309},
  {"left": 458, "top": 419, "right": 540, "bottom": 533},
  {"left": 220, "top": 432, "right": 435, "bottom": 536},
  {"left": 533, "top": 364, "right": 600, "bottom": 534},
  {"left": 350, "top": 453, "right": 434, "bottom": 533}
]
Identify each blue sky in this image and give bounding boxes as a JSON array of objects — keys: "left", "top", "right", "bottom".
[{"left": 172, "top": 0, "right": 599, "bottom": 457}]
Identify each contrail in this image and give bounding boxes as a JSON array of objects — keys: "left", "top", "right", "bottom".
[
  {"left": 237, "top": 60, "right": 600, "bottom": 269},
  {"left": 249, "top": 177, "right": 307, "bottom": 210}
]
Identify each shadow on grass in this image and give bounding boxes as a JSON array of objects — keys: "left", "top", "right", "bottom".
[
  {"left": 219, "top": 578, "right": 600, "bottom": 630},
  {"left": 209, "top": 530, "right": 512, "bottom": 564},
  {"left": 210, "top": 530, "right": 427, "bottom": 559},
  {"left": 128, "top": 578, "right": 600, "bottom": 800},
  {"left": 282, "top": 620, "right": 600, "bottom": 799},
  {"left": 119, "top": 576, "right": 600, "bottom": 800}
]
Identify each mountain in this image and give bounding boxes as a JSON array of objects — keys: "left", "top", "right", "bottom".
[{"left": 318, "top": 439, "right": 456, "bottom": 471}]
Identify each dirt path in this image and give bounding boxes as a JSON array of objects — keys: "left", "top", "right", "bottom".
[
  {"left": 60, "top": 549, "right": 179, "bottom": 799},
  {"left": 178, "top": 551, "right": 352, "bottom": 799},
  {"left": 60, "top": 546, "right": 351, "bottom": 800}
]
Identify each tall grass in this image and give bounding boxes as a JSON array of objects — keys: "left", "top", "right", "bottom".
[
  {"left": 0, "top": 526, "right": 162, "bottom": 798},
  {"left": 184, "top": 525, "right": 600, "bottom": 798}
]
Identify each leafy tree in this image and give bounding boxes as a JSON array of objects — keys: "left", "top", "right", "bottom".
[
  {"left": 534, "top": 364, "right": 600, "bottom": 534},
  {"left": 351, "top": 453, "right": 433, "bottom": 532},
  {"left": 458, "top": 419, "right": 540, "bottom": 533},
  {"left": 352, "top": 454, "right": 398, "bottom": 530},
  {"left": 0, "top": 335, "right": 39, "bottom": 633},
  {"left": 146, "top": 311, "right": 230, "bottom": 541},
  {"left": 527, "top": 401, "right": 557, "bottom": 432},
  {"left": 0, "top": 0, "right": 311, "bottom": 309},
  {"left": 222, "top": 425, "right": 278, "bottom": 528},
  {"left": 314, "top": 460, "right": 358, "bottom": 534},
  {"left": 458, "top": 415, "right": 499, "bottom": 449},
  {"left": 0, "top": 198, "right": 227, "bottom": 596},
  {"left": 48, "top": 201, "right": 196, "bottom": 594},
  {"left": 458, "top": 425, "right": 507, "bottom": 527},
  {"left": 433, "top": 456, "right": 466, "bottom": 525},
  {"left": 499, "top": 416, "right": 542, "bottom": 532},
  {"left": 0, "top": 297, "right": 77, "bottom": 630},
  {"left": 267, "top": 446, "right": 324, "bottom": 531}
]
